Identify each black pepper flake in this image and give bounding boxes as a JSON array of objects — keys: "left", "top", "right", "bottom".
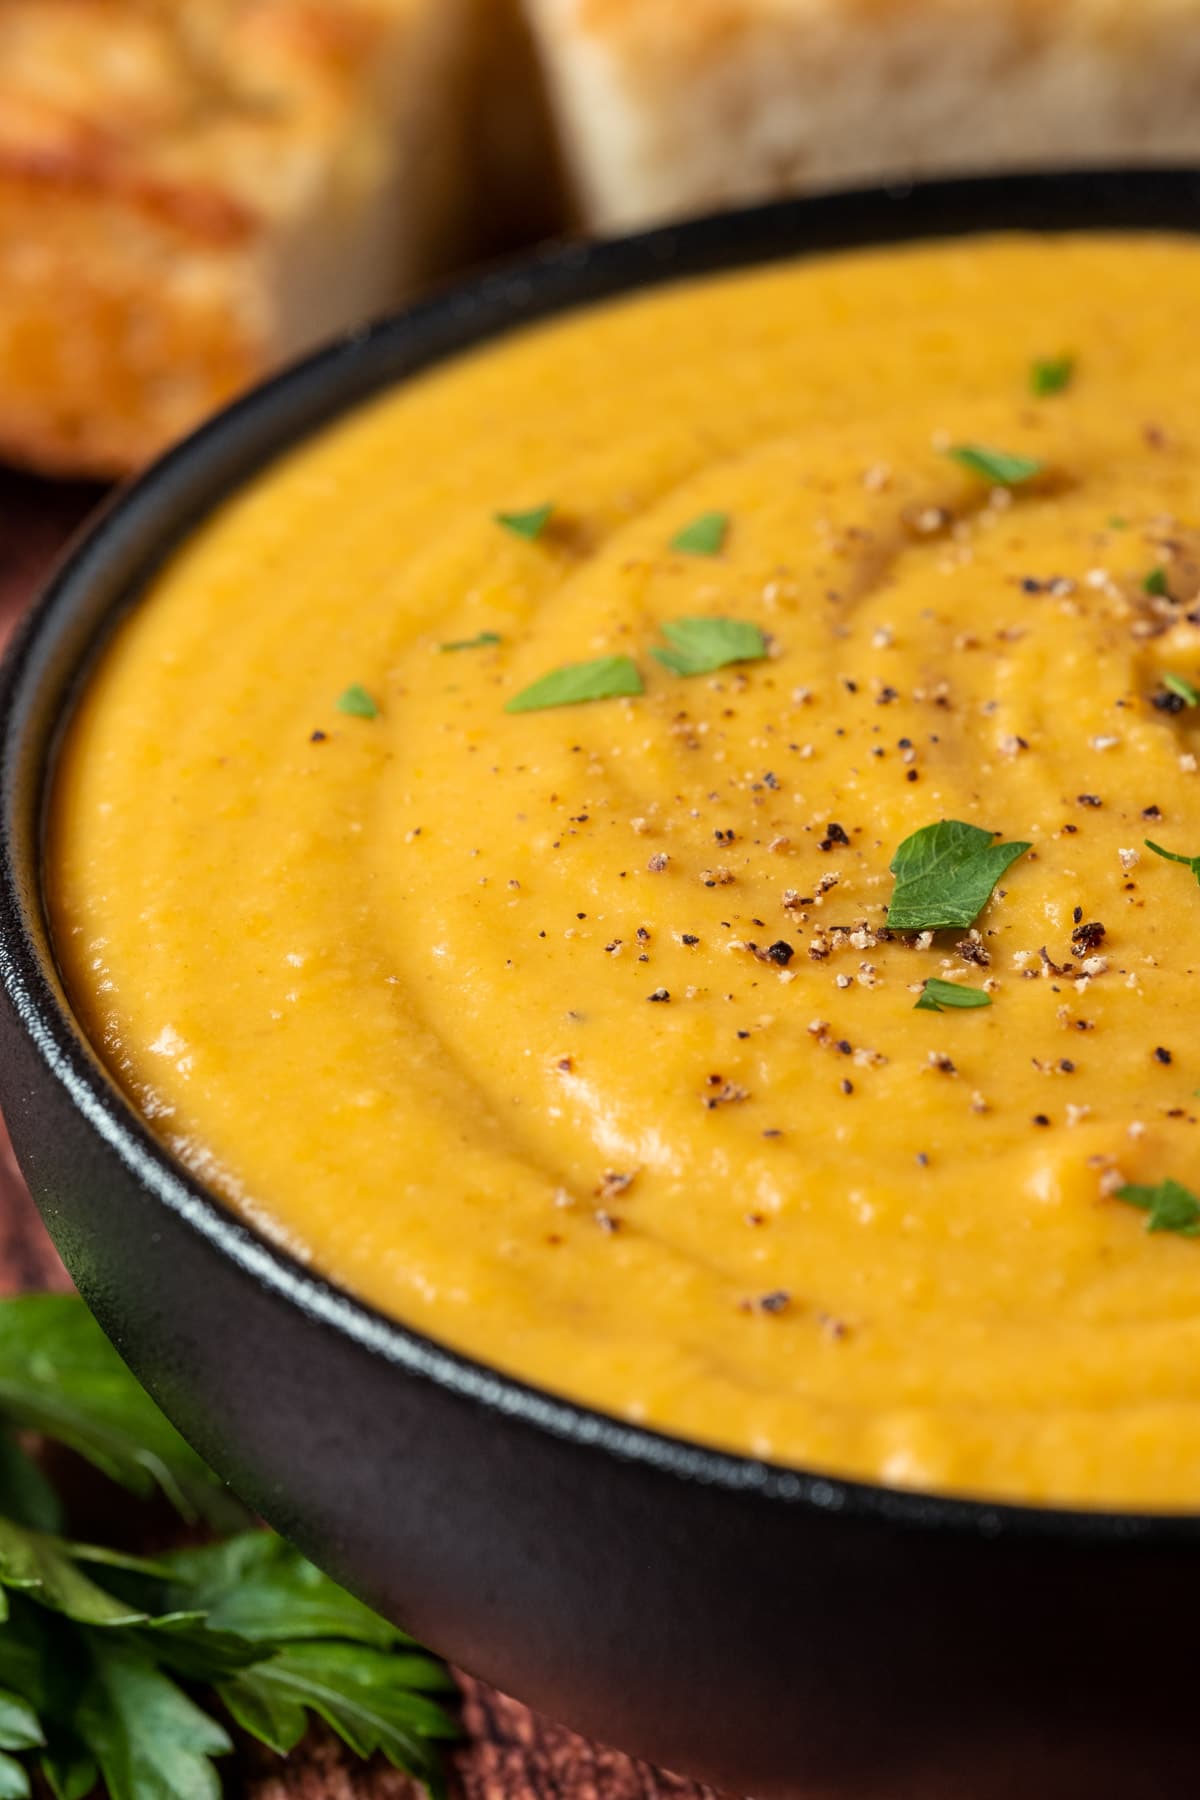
[
  {"left": 763, "top": 771, "right": 780, "bottom": 790},
  {"left": 636, "top": 926, "right": 651, "bottom": 942},
  {"left": 906, "top": 769, "right": 919, "bottom": 783},
  {"left": 1153, "top": 689, "right": 1188, "bottom": 715},
  {"left": 1143, "top": 804, "right": 1162, "bottom": 820},
  {"left": 836, "top": 1039, "right": 853, "bottom": 1055},
  {"left": 762, "top": 1127, "right": 783, "bottom": 1138},
  {"left": 1155, "top": 1046, "right": 1173, "bottom": 1065},
  {"left": 1032, "top": 1114, "right": 1051, "bottom": 1127},
  {"left": 681, "top": 933, "right": 700, "bottom": 946},
  {"left": 1077, "top": 794, "right": 1103, "bottom": 808},
  {"left": 1073, "top": 906, "right": 1083, "bottom": 925},
  {"left": 1071, "top": 920, "right": 1107, "bottom": 953},
  {"left": 755, "top": 1290, "right": 791, "bottom": 1315},
  {"left": 647, "top": 853, "right": 669, "bottom": 873},
  {"left": 714, "top": 828, "right": 736, "bottom": 845},
  {"left": 594, "top": 1210, "right": 622, "bottom": 1234},
  {"left": 823, "top": 822, "right": 850, "bottom": 847},
  {"left": 310, "top": 729, "right": 327, "bottom": 743},
  {"left": 647, "top": 988, "right": 671, "bottom": 1003},
  {"left": 765, "top": 940, "right": 794, "bottom": 966},
  {"left": 841, "top": 1079, "right": 854, "bottom": 1095}
]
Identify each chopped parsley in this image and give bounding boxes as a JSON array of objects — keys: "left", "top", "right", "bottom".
[
  {"left": 1030, "top": 355, "right": 1074, "bottom": 397},
  {"left": 914, "top": 978, "right": 992, "bottom": 1013},
  {"left": 1145, "top": 838, "right": 1200, "bottom": 886},
  {"left": 1144, "top": 566, "right": 1170, "bottom": 597},
  {"left": 1115, "top": 1177, "right": 1200, "bottom": 1238},
  {"left": 945, "top": 445, "right": 1044, "bottom": 486},
  {"left": 495, "top": 502, "right": 554, "bottom": 541},
  {"left": 670, "top": 511, "right": 728, "bottom": 556},
  {"left": 886, "top": 819, "right": 1032, "bottom": 931},
  {"left": 1164, "top": 672, "right": 1200, "bottom": 706},
  {"left": 335, "top": 683, "right": 379, "bottom": 719},
  {"left": 506, "top": 654, "right": 643, "bottom": 713},
  {"left": 440, "top": 631, "right": 501, "bottom": 653},
  {"left": 651, "top": 616, "right": 767, "bottom": 677}
]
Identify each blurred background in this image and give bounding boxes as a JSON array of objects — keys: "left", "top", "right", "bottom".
[{"left": 2, "top": 0, "right": 1200, "bottom": 492}]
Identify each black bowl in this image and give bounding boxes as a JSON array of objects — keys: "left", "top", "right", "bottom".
[{"left": 3, "top": 171, "right": 1200, "bottom": 1800}]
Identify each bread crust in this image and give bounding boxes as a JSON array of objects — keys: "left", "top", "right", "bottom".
[
  {"left": 526, "top": 0, "right": 1200, "bottom": 233},
  {"left": 0, "top": 0, "right": 463, "bottom": 477}
]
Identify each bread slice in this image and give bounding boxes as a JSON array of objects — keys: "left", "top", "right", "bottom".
[
  {"left": 0, "top": 0, "right": 501, "bottom": 478},
  {"left": 524, "top": 0, "right": 1200, "bottom": 234}
]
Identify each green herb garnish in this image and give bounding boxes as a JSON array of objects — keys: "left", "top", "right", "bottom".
[
  {"left": 945, "top": 445, "right": 1045, "bottom": 486},
  {"left": 495, "top": 503, "right": 553, "bottom": 542},
  {"left": 1144, "top": 566, "right": 1170, "bottom": 597},
  {"left": 1108, "top": 516, "right": 1129, "bottom": 530},
  {"left": 913, "top": 978, "right": 992, "bottom": 1014},
  {"left": 1164, "top": 673, "right": 1200, "bottom": 706},
  {"left": 439, "top": 631, "right": 501, "bottom": 653},
  {"left": 1115, "top": 1177, "right": 1200, "bottom": 1238},
  {"left": 1145, "top": 838, "right": 1200, "bottom": 886},
  {"left": 0, "top": 1295, "right": 456, "bottom": 1800},
  {"left": 669, "top": 512, "right": 728, "bottom": 556},
  {"left": 1030, "top": 356, "right": 1074, "bottom": 397},
  {"left": 335, "top": 684, "right": 379, "bottom": 720},
  {"left": 651, "top": 617, "right": 767, "bottom": 678},
  {"left": 886, "top": 820, "right": 1032, "bottom": 931},
  {"left": 506, "top": 654, "right": 642, "bottom": 713}
]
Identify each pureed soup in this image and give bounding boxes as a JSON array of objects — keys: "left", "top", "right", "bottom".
[{"left": 51, "top": 234, "right": 1200, "bottom": 1509}]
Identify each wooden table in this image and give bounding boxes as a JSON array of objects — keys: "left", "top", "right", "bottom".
[{"left": 0, "top": 471, "right": 723, "bottom": 1800}]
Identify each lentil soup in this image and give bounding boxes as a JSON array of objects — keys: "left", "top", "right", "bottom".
[{"left": 50, "top": 234, "right": 1200, "bottom": 1508}]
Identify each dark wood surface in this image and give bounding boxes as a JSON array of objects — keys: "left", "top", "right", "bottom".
[{"left": 0, "top": 473, "right": 722, "bottom": 1800}]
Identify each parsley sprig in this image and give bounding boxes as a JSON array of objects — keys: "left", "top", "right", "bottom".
[
  {"left": 1116, "top": 1178, "right": 1200, "bottom": 1238},
  {"left": 0, "top": 1296, "right": 456, "bottom": 1800},
  {"left": 1145, "top": 839, "right": 1200, "bottom": 887},
  {"left": 886, "top": 820, "right": 1031, "bottom": 931}
]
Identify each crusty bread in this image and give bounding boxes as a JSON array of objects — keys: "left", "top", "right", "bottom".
[
  {"left": 0, "top": 0, "right": 498, "bottom": 477},
  {"left": 524, "top": 0, "right": 1200, "bottom": 234}
]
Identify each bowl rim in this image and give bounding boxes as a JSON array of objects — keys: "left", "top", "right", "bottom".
[{"left": 7, "top": 166, "right": 1200, "bottom": 1545}]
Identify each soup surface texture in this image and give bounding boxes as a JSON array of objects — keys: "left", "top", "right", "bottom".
[{"left": 51, "top": 233, "right": 1200, "bottom": 1509}]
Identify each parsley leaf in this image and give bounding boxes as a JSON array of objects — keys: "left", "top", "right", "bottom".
[
  {"left": 945, "top": 445, "right": 1044, "bottom": 486},
  {"left": 913, "top": 978, "right": 992, "bottom": 1013},
  {"left": 1115, "top": 1177, "right": 1200, "bottom": 1238},
  {"left": 218, "top": 1642, "right": 456, "bottom": 1795},
  {"left": 0, "top": 1297, "right": 456, "bottom": 1800},
  {"left": 1144, "top": 566, "right": 1170, "bottom": 597},
  {"left": 1145, "top": 838, "right": 1200, "bottom": 886},
  {"left": 335, "top": 684, "right": 379, "bottom": 720},
  {"left": 495, "top": 503, "right": 553, "bottom": 541},
  {"left": 669, "top": 512, "right": 728, "bottom": 556},
  {"left": 0, "top": 1298, "right": 235, "bottom": 1526},
  {"left": 1165, "top": 673, "right": 1200, "bottom": 706},
  {"left": 157, "top": 1534, "right": 406, "bottom": 1651},
  {"left": 439, "top": 631, "right": 501, "bottom": 653},
  {"left": 651, "top": 617, "right": 767, "bottom": 677},
  {"left": 506, "top": 655, "right": 642, "bottom": 713},
  {"left": 74, "top": 1639, "right": 231, "bottom": 1800},
  {"left": 1030, "top": 356, "right": 1074, "bottom": 397},
  {"left": 887, "top": 820, "right": 1032, "bottom": 931}
]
